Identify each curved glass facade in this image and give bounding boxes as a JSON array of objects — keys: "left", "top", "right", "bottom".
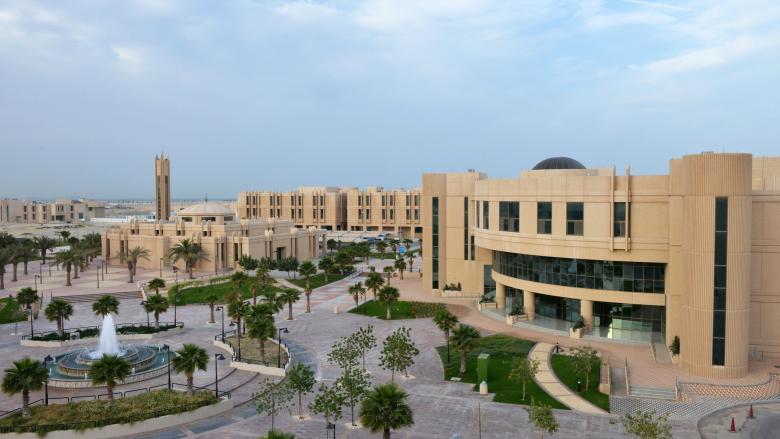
[{"left": 492, "top": 251, "right": 665, "bottom": 293}]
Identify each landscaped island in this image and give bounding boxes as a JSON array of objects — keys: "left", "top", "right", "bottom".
[{"left": 349, "top": 300, "right": 445, "bottom": 320}]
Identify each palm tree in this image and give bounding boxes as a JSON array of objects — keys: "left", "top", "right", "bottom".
[
  {"left": 0, "top": 232, "right": 16, "bottom": 248},
  {"left": 8, "top": 244, "right": 19, "bottom": 282},
  {"left": 148, "top": 278, "right": 166, "bottom": 294},
  {"left": 254, "top": 267, "right": 273, "bottom": 305},
  {"left": 32, "top": 236, "right": 56, "bottom": 264},
  {"left": 376, "top": 241, "right": 388, "bottom": 256},
  {"left": 405, "top": 251, "right": 415, "bottom": 274},
  {"left": 348, "top": 282, "right": 365, "bottom": 309},
  {"left": 168, "top": 239, "right": 208, "bottom": 279},
  {"left": 16, "top": 287, "right": 38, "bottom": 310},
  {"left": 378, "top": 286, "right": 400, "bottom": 320},
  {"left": 317, "top": 256, "right": 335, "bottom": 282},
  {"left": 451, "top": 324, "right": 481, "bottom": 375},
  {"left": 89, "top": 355, "right": 131, "bottom": 403},
  {"left": 45, "top": 299, "right": 74, "bottom": 338},
  {"left": 383, "top": 266, "right": 394, "bottom": 285},
  {"left": 172, "top": 344, "right": 209, "bottom": 395},
  {"left": 205, "top": 293, "right": 220, "bottom": 324},
  {"left": 365, "top": 271, "right": 384, "bottom": 301},
  {"left": 143, "top": 294, "right": 169, "bottom": 328},
  {"left": 92, "top": 295, "right": 120, "bottom": 317},
  {"left": 69, "top": 240, "right": 84, "bottom": 279},
  {"left": 16, "top": 241, "right": 35, "bottom": 276},
  {"left": 125, "top": 246, "right": 150, "bottom": 283},
  {"left": 228, "top": 300, "right": 250, "bottom": 358},
  {"left": 359, "top": 383, "right": 414, "bottom": 439},
  {"left": 389, "top": 239, "right": 399, "bottom": 253},
  {"left": 298, "top": 261, "right": 317, "bottom": 313},
  {"left": 393, "top": 258, "right": 406, "bottom": 280},
  {"left": 229, "top": 272, "right": 248, "bottom": 304},
  {"left": 246, "top": 303, "right": 275, "bottom": 364},
  {"left": 2, "top": 357, "right": 49, "bottom": 418},
  {"left": 403, "top": 238, "right": 413, "bottom": 252},
  {"left": 0, "top": 247, "right": 13, "bottom": 290},
  {"left": 279, "top": 288, "right": 301, "bottom": 321},
  {"left": 433, "top": 309, "right": 459, "bottom": 362},
  {"left": 54, "top": 249, "right": 79, "bottom": 287}
]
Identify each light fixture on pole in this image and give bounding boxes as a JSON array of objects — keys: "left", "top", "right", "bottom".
[
  {"left": 277, "top": 327, "right": 288, "bottom": 368},
  {"left": 216, "top": 306, "right": 225, "bottom": 341},
  {"left": 163, "top": 344, "right": 171, "bottom": 390},
  {"left": 214, "top": 353, "right": 225, "bottom": 398}
]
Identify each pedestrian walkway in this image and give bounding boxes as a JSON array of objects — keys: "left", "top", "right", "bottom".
[{"left": 529, "top": 342, "right": 608, "bottom": 414}]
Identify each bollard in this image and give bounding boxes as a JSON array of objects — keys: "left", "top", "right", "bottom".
[
  {"left": 730, "top": 417, "right": 735, "bottom": 432},
  {"left": 748, "top": 404, "right": 754, "bottom": 419},
  {"left": 333, "top": 305, "right": 339, "bottom": 314},
  {"left": 479, "top": 381, "right": 488, "bottom": 395}
]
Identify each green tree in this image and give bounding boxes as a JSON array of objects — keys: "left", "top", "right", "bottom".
[
  {"left": 509, "top": 356, "right": 541, "bottom": 401},
  {"left": 335, "top": 365, "right": 371, "bottom": 427},
  {"left": 382, "top": 265, "right": 394, "bottom": 284},
  {"left": 0, "top": 247, "right": 14, "bottom": 290},
  {"left": 326, "top": 238, "right": 338, "bottom": 254},
  {"left": 433, "top": 308, "right": 458, "bottom": 362},
  {"left": 143, "top": 294, "right": 169, "bottom": 328},
  {"left": 405, "top": 251, "right": 415, "bottom": 273},
  {"left": 255, "top": 379, "right": 294, "bottom": 432},
  {"left": 528, "top": 399, "right": 559, "bottom": 439},
  {"left": 572, "top": 346, "right": 599, "bottom": 391},
  {"left": 450, "top": 324, "right": 481, "bottom": 375},
  {"left": 280, "top": 257, "right": 300, "bottom": 279},
  {"left": 327, "top": 336, "right": 361, "bottom": 371},
  {"left": 279, "top": 288, "right": 301, "bottom": 321},
  {"left": 348, "top": 282, "right": 365, "bottom": 309},
  {"left": 227, "top": 271, "right": 248, "bottom": 304},
  {"left": 171, "top": 343, "right": 209, "bottom": 395},
  {"left": 254, "top": 266, "right": 273, "bottom": 305},
  {"left": 228, "top": 300, "right": 250, "bottom": 359},
  {"left": 1, "top": 357, "right": 48, "bottom": 418},
  {"left": 317, "top": 255, "right": 335, "bottom": 282},
  {"left": 393, "top": 258, "right": 406, "bottom": 280},
  {"left": 126, "top": 246, "right": 150, "bottom": 283},
  {"left": 298, "top": 261, "right": 317, "bottom": 313},
  {"left": 205, "top": 293, "right": 220, "bottom": 324},
  {"left": 365, "top": 271, "right": 384, "bottom": 301},
  {"left": 8, "top": 243, "right": 20, "bottom": 282},
  {"left": 148, "top": 277, "right": 166, "bottom": 294},
  {"left": 237, "top": 255, "right": 259, "bottom": 271},
  {"left": 379, "top": 327, "right": 419, "bottom": 382},
  {"left": 16, "top": 287, "right": 39, "bottom": 310},
  {"left": 349, "top": 325, "right": 377, "bottom": 370},
  {"left": 246, "top": 304, "right": 276, "bottom": 364},
  {"left": 89, "top": 355, "right": 131, "bottom": 404},
  {"left": 58, "top": 231, "right": 70, "bottom": 243},
  {"left": 286, "top": 364, "right": 316, "bottom": 420},
  {"left": 359, "top": 383, "right": 414, "bottom": 439},
  {"left": 334, "top": 250, "right": 354, "bottom": 275},
  {"left": 375, "top": 241, "right": 388, "bottom": 255},
  {"left": 621, "top": 410, "right": 672, "bottom": 439},
  {"left": 45, "top": 299, "right": 73, "bottom": 338},
  {"left": 16, "top": 241, "right": 36, "bottom": 276},
  {"left": 168, "top": 239, "right": 208, "bottom": 279},
  {"left": 389, "top": 239, "right": 399, "bottom": 253},
  {"left": 377, "top": 286, "right": 400, "bottom": 320},
  {"left": 92, "top": 295, "right": 120, "bottom": 317},
  {"left": 309, "top": 383, "right": 344, "bottom": 431},
  {"left": 32, "top": 236, "right": 56, "bottom": 264},
  {"left": 54, "top": 248, "right": 78, "bottom": 287}
]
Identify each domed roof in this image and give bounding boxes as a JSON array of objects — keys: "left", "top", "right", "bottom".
[
  {"left": 178, "top": 201, "right": 234, "bottom": 216},
  {"left": 532, "top": 157, "right": 585, "bottom": 170}
]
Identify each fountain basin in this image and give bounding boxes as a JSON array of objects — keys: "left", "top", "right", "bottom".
[{"left": 46, "top": 345, "right": 173, "bottom": 389}]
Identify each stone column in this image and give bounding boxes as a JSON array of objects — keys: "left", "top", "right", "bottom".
[
  {"left": 580, "top": 299, "right": 593, "bottom": 331},
  {"left": 495, "top": 283, "right": 506, "bottom": 309},
  {"left": 524, "top": 291, "right": 535, "bottom": 320}
]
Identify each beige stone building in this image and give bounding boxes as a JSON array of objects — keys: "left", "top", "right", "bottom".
[
  {"left": 237, "top": 187, "right": 348, "bottom": 231},
  {"left": 0, "top": 198, "right": 105, "bottom": 223},
  {"left": 344, "top": 187, "right": 422, "bottom": 238},
  {"left": 422, "top": 153, "right": 780, "bottom": 379}
]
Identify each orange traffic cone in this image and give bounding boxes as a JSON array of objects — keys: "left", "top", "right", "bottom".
[
  {"left": 730, "top": 417, "right": 736, "bottom": 432},
  {"left": 748, "top": 404, "right": 754, "bottom": 419}
]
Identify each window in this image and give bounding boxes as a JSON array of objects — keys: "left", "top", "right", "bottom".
[
  {"left": 537, "top": 202, "right": 552, "bottom": 234},
  {"left": 320, "top": 209, "right": 324, "bottom": 219},
  {"left": 382, "top": 210, "right": 386, "bottom": 220},
  {"left": 614, "top": 203, "right": 627, "bottom": 237},
  {"left": 382, "top": 195, "right": 386, "bottom": 206},
  {"left": 464, "top": 197, "right": 469, "bottom": 260},
  {"left": 406, "top": 209, "right": 411, "bottom": 221},
  {"left": 432, "top": 197, "right": 440, "bottom": 289},
  {"left": 390, "top": 210, "right": 394, "bottom": 220},
  {"left": 482, "top": 201, "right": 489, "bottom": 229},
  {"left": 712, "top": 197, "right": 728, "bottom": 366},
  {"left": 499, "top": 201, "right": 520, "bottom": 232},
  {"left": 567, "top": 202, "right": 584, "bottom": 236},
  {"left": 414, "top": 209, "right": 419, "bottom": 220},
  {"left": 414, "top": 194, "right": 420, "bottom": 205}
]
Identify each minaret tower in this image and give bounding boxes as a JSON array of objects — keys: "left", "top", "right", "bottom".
[{"left": 155, "top": 154, "right": 171, "bottom": 221}]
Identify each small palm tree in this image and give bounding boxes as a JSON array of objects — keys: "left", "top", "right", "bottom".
[
  {"left": 148, "top": 277, "right": 166, "bottom": 294},
  {"left": 279, "top": 288, "right": 301, "bottom": 321},
  {"left": 298, "top": 261, "right": 317, "bottom": 313},
  {"left": 317, "top": 256, "right": 335, "bottom": 282},
  {"left": 54, "top": 249, "right": 79, "bottom": 287},
  {"left": 382, "top": 266, "right": 394, "bottom": 285},
  {"left": 365, "top": 271, "right": 384, "bottom": 301},
  {"left": 263, "top": 430, "right": 296, "bottom": 439},
  {"left": 393, "top": 258, "right": 406, "bottom": 280},
  {"left": 205, "top": 293, "right": 220, "bottom": 324},
  {"left": 172, "top": 344, "right": 209, "bottom": 395},
  {"left": 376, "top": 241, "right": 388, "bottom": 255},
  {"left": 378, "top": 286, "right": 400, "bottom": 320},
  {"left": 228, "top": 300, "right": 250, "bottom": 357},
  {"left": 168, "top": 239, "right": 208, "bottom": 279},
  {"left": 451, "top": 324, "right": 481, "bottom": 375},
  {"left": 32, "top": 236, "right": 57, "bottom": 264},
  {"left": 348, "top": 282, "right": 365, "bottom": 309},
  {"left": 16, "top": 242, "right": 35, "bottom": 276},
  {"left": 16, "top": 287, "right": 39, "bottom": 310},
  {"left": 0, "top": 247, "right": 13, "bottom": 290},
  {"left": 2, "top": 357, "right": 49, "bottom": 418},
  {"left": 92, "top": 295, "right": 119, "bottom": 317},
  {"left": 405, "top": 252, "right": 415, "bottom": 273},
  {"left": 254, "top": 267, "right": 273, "bottom": 305},
  {"left": 125, "top": 246, "right": 150, "bottom": 283},
  {"left": 89, "top": 355, "right": 131, "bottom": 403},
  {"left": 143, "top": 294, "right": 169, "bottom": 328},
  {"left": 433, "top": 309, "right": 459, "bottom": 362},
  {"left": 44, "top": 299, "right": 74, "bottom": 338},
  {"left": 359, "top": 383, "right": 414, "bottom": 439},
  {"left": 246, "top": 304, "right": 275, "bottom": 364}
]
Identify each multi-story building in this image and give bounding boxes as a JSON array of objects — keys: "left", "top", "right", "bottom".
[
  {"left": 0, "top": 199, "right": 105, "bottom": 223},
  {"left": 345, "top": 187, "right": 422, "bottom": 238},
  {"left": 423, "top": 153, "right": 780, "bottom": 379},
  {"left": 237, "top": 187, "right": 348, "bottom": 231}
]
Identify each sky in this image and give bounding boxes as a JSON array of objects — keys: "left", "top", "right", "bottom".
[{"left": 0, "top": 0, "right": 778, "bottom": 199}]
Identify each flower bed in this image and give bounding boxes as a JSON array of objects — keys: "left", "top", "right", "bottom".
[{"left": 29, "top": 324, "right": 180, "bottom": 342}]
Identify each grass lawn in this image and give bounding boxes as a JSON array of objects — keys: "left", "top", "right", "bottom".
[
  {"left": 0, "top": 390, "right": 217, "bottom": 434},
  {"left": 347, "top": 300, "right": 444, "bottom": 320},
  {"left": 289, "top": 272, "right": 346, "bottom": 290},
  {"left": 170, "top": 282, "right": 280, "bottom": 305},
  {"left": 224, "top": 335, "right": 289, "bottom": 367},
  {"left": 436, "top": 334, "right": 566, "bottom": 409},
  {"left": 550, "top": 354, "right": 610, "bottom": 411},
  {"left": 0, "top": 296, "right": 26, "bottom": 324}
]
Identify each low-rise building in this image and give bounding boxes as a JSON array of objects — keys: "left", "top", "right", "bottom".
[
  {"left": 344, "top": 187, "right": 422, "bottom": 238},
  {"left": 0, "top": 198, "right": 105, "bottom": 223},
  {"left": 237, "top": 187, "right": 348, "bottom": 231}
]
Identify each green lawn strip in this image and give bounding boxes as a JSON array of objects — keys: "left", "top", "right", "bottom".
[
  {"left": 169, "top": 282, "right": 280, "bottom": 305},
  {"left": 347, "top": 299, "right": 444, "bottom": 320},
  {"left": 436, "top": 334, "right": 567, "bottom": 409},
  {"left": 0, "top": 390, "right": 218, "bottom": 433},
  {"left": 0, "top": 296, "right": 26, "bottom": 324},
  {"left": 224, "top": 335, "right": 288, "bottom": 366},
  {"left": 550, "top": 354, "right": 610, "bottom": 411},
  {"left": 288, "top": 272, "right": 346, "bottom": 290}
]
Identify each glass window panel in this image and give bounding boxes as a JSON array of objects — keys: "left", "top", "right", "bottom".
[{"left": 713, "top": 311, "right": 726, "bottom": 338}]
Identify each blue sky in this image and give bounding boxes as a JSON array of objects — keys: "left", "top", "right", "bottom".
[{"left": 1, "top": 0, "right": 778, "bottom": 199}]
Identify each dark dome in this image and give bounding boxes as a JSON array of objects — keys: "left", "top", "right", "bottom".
[{"left": 532, "top": 157, "right": 586, "bottom": 170}]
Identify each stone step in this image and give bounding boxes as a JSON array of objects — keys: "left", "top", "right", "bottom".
[
  {"left": 629, "top": 385, "right": 677, "bottom": 400},
  {"left": 60, "top": 290, "right": 142, "bottom": 303}
]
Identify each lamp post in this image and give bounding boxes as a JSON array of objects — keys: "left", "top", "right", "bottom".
[
  {"left": 216, "top": 306, "right": 225, "bottom": 341},
  {"left": 214, "top": 353, "right": 225, "bottom": 398},
  {"left": 27, "top": 306, "right": 33, "bottom": 337},
  {"left": 96, "top": 268, "right": 99, "bottom": 288},
  {"left": 34, "top": 274, "right": 40, "bottom": 291},
  {"left": 101, "top": 263, "right": 105, "bottom": 281},
  {"left": 173, "top": 291, "right": 178, "bottom": 326},
  {"left": 163, "top": 344, "right": 171, "bottom": 390},
  {"left": 277, "top": 327, "right": 288, "bottom": 368},
  {"left": 159, "top": 258, "right": 163, "bottom": 278},
  {"left": 327, "top": 421, "right": 336, "bottom": 439},
  {"left": 43, "top": 355, "right": 52, "bottom": 405}
]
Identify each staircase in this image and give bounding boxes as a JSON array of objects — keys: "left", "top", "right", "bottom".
[
  {"left": 629, "top": 385, "right": 677, "bottom": 400},
  {"left": 60, "top": 290, "right": 142, "bottom": 303}
]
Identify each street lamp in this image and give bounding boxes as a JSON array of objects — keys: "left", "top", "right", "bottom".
[
  {"left": 96, "top": 269, "right": 99, "bottom": 288},
  {"left": 216, "top": 306, "right": 225, "bottom": 341},
  {"left": 34, "top": 274, "right": 40, "bottom": 291},
  {"left": 43, "top": 355, "right": 52, "bottom": 405},
  {"left": 277, "top": 327, "right": 288, "bottom": 368},
  {"left": 159, "top": 258, "right": 163, "bottom": 277},
  {"left": 38, "top": 264, "right": 43, "bottom": 284},
  {"left": 173, "top": 291, "right": 179, "bottom": 327},
  {"left": 163, "top": 344, "right": 171, "bottom": 390},
  {"left": 26, "top": 305, "right": 34, "bottom": 337},
  {"left": 140, "top": 301, "right": 150, "bottom": 327},
  {"left": 214, "top": 353, "right": 225, "bottom": 398},
  {"left": 327, "top": 421, "right": 336, "bottom": 439}
]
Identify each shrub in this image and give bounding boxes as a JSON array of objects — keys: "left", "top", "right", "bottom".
[{"left": 669, "top": 336, "right": 680, "bottom": 356}]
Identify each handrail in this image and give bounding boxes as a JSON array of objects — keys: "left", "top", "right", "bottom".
[
  {"left": 22, "top": 321, "right": 184, "bottom": 340},
  {"left": 624, "top": 357, "right": 630, "bottom": 397}
]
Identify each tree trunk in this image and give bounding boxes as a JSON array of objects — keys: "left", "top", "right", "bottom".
[
  {"left": 460, "top": 352, "right": 467, "bottom": 375},
  {"left": 12, "top": 263, "right": 18, "bottom": 281},
  {"left": 65, "top": 267, "right": 72, "bottom": 287},
  {"left": 391, "top": 369, "right": 395, "bottom": 383},
  {"left": 386, "top": 304, "right": 391, "bottom": 320},
  {"left": 22, "top": 390, "right": 30, "bottom": 418},
  {"left": 155, "top": 313, "right": 160, "bottom": 329},
  {"left": 287, "top": 303, "right": 293, "bottom": 320},
  {"left": 23, "top": 260, "right": 28, "bottom": 275},
  {"left": 298, "top": 392, "right": 303, "bottom": 419},
  {"left": 73, "top": 263, "right": 79, "bottom": 279},
  {"left": 399, "top": 269, "right": 403, "bottom": 280},
  {"left": 523, "top": 380, "right": 526, "bottom": 400},
  {"left": 189, "top": 265, "right": 194, "bottom": 279},
  {"left": 187, "top": 375, "right": 194, "bottom": 395},
  {"left": 260, "top": 339, "right": 266, "bottom": 363},
  {"left": 128, "top": 262, "right": 134, "bottom": 283},
  {"left": 42, "top": 250, "right": 47, "bottom": 264},
  {"left": 209, "top": 304, "right": 215, "bottom": 323},
  {"left": 305, "top": 293, "right": 311, "bottom": 313},
  {"left": 384, "top": 428, "right": 391, "bottom": 439},
  {"left": 108, "top": 383, "right": 115, "bottom": 404},
  {"left": 585, "top": 371, "right": 589, "bottom": 391},
  {"left": 0, "top": 273, "right": 4, "bottom": 290},
  {"left": 252, "top": 287, "right": 257, "bottom": 305}
]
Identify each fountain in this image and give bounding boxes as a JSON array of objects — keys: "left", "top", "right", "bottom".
[{"left": 45, "top": 314, "right": 172, "bottom": 388}]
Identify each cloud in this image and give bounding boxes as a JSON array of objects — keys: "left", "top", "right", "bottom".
[
  {"left": 274, "top": 1, "right": 339, "bottom": 22},
  {"left": 112, "top": 46, "right": 144, "bottom": 65},
  {"left": 640, "top": 36, "right": 766, "bottom": 75}
]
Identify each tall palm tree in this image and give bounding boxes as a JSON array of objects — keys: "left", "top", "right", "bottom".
[
  {"left": 0, "top": 232, "right": 16, "bottom": 248},
  {"left": 228, "top": 300, "right": 250, "bottom": 358},
  {"left": 2, "top": 357, "right": 49, "bottom": 418},
  {"left": 405, "top": 251, "right": 415, "bottom": 274},
  {"left": 32, "top": 236, "right": 56, "bottom": 264},
  {"left": 125, "top": 246, "right": 150, "bottom": 283},
  {"left": 246, "top": 304, "right": 275, "bottom": 364},
  {"left": 8, "top": 244, "right": 20, "bottom": 282},
  {"left": 16, "top": 288, "right": 39, "bottom": 310},
  {"left": 168, "top": 239, "right": 208, "bottom": 279},
  {"left": 229, "top": 272, "right": 248, "bottom": 304},
  {"left": 0, "top": 247, "right": 13, "bottom": 290},
  {"left": 81, "top": 233, "right": 102, "bottom": 262},
  {"left": 254, "top": 267, "right": 272, "bottom": 305},
  {"left": 279, "top": 288, "right": 301, "bottom": 321},
  {"left": 172, "top": 344, "right": 209, "bottom": 395},
  {"left": 359, "top": 383, "right": 414, "bottom": 439},
  {"left": 393, "top": 258, "right": 406, "bottom": 280},
  {"left": 89, "top": 355, "right": 131, "bottom": 403},
  {"left": 92, "top": 295, "right": 120, "bottom": 317},
  {"left": 451, "top": 324, "right": 481, "bottom": 375},
  {"left": 376, "top": 241, "right": 388, "bottom": 256},
  {"left": 403, "top": 238, "right": 413, "bottom": 252},
  {"left": 69, "top": 240, "right": 84, "bottom": 279},
  {"left": 298, "top": 261, "right": 317, "bottom": 313},
  {"left": 317, "top": 256, "right": 335, "bottom": 282},
  {"left": 382, "top": 266, "right": 394, "bottom": 285},
  {"left": 205, "top": 293, "right": 220, "bottom": 324},
  {"left": 348, "top": 282, "right": 365, "bottom": 308},
  {"left": 143, "top": 294, "right": 169, "bottom": 328},
  {"left": 365, "top": 271, "right": 384, "bottom": 301},
  {"left": 433, "top": 309, "right": 459, "bottom": 362},
  {"left": 54, "top": 249, "right": 78, "bottom": 287},
  {"left": 16, "top": 240, "right": 35, "bottom": 276},
  {"left": 45, "top": 299, "right": 74, "bottom": 338},
  {"left": 389, "top": 239, "right": 400, "bottom": 254},
  {"left": 378, "top": 286, "right": 400, "bottom": 320}
]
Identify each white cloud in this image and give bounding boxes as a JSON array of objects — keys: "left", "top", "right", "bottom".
[
  {"left": 274, "top": 1, "right": 339, "bottom": 22},
  {"left": 112, "top": 46, "right": 144, "bottom": 65},
  {"left": 0, "top": 9, "right": 19, "bottom": 23},
  {"left": 640, "top": 36, "right": 765, "bottom": 75}
]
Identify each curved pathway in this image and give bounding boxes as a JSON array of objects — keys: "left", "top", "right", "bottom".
[{"left": 530, "top": 342, "right": 608, "bottom": 414}]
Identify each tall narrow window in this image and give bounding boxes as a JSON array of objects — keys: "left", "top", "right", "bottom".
[
  {"left": 464, "top": 197, "right": 469, "bottom": 260},
  {"left": 567, "top": 202, "right": 584, "bottom": 236},
  {"left": 499, "top": 202, "right": 520, "bottom": 232},
  {"left": 614, "top": 202, "right": 627, "bottom": 237},
  {"left": 432, "top": 197, "right": 440, "bottom": 289},
  {"left": 537, "top": 202, "right": 552, "bottom": 234},
  {"left": 712, "top": 197, "right": 728, "bottom": 366},
  {"left": 482, "top": 201, "right": 489, "bottom": 229}
]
